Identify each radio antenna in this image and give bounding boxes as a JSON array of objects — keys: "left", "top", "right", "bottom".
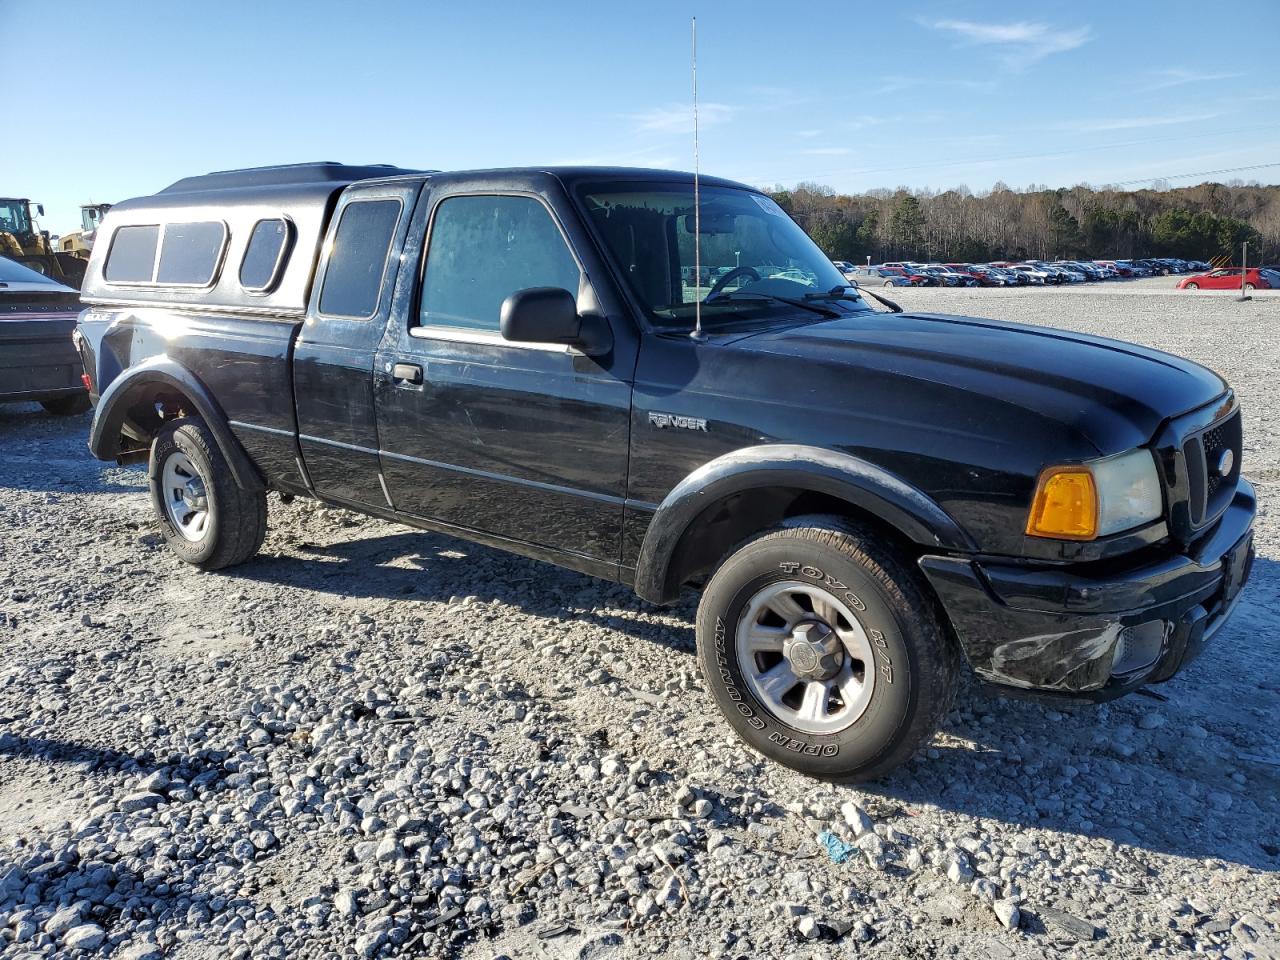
[{"left": 691, "top": 15, "right": 704, "bottom": 341}]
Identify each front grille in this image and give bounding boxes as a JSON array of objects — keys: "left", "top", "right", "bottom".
[{"left": 1183, "top": 410, "right": 1242, "bottom": 527}]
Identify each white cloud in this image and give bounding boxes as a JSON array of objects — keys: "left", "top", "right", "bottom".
[
  {"left": 1065, "top": 112, "right": 1224, "bottom": 132},
  {"left": 627, "top": 102, "right": 735, "bottom": 134},
  {"left": 920, "top": 18, "right": 1091, "bottom": 68},
  {"left": 1141, "top": 68, "right": 1243, "bottom": 91}
]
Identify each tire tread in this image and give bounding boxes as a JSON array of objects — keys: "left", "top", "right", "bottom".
[
  {"left": 698, "top": 514, "right": 959, "bottom": 782},
  {"left": 150, "top": 418, "right": 267, "bottom": 571}
]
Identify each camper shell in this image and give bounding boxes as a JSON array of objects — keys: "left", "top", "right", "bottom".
[{"left": 80, "top": 163, "right": 428, "bottom": 315}]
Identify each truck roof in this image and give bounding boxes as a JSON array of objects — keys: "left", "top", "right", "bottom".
[
  {"left": 154, "top": 162, "right": 753, "bottom": 195},
  {"left": 157, "top": 162, "right": 432, "bottom": 196},
  {"left": 82, "top": 163, "right": 761, "bottom": 314}
]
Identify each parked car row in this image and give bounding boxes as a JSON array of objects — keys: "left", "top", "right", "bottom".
[{"left": 834, "top": 257, "right": 1214, "bottom": 288}]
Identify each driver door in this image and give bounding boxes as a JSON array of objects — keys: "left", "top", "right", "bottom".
[{"left": 374, "top": 177, "right": 637, "bottom": 569}]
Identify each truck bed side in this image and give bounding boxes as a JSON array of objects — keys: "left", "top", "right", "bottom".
[{"left": 77, "top": 306, "right": 305, "bottom": 490}]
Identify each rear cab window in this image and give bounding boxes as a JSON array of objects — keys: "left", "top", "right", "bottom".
[
  {"left": 417, "top": 194, "right": 580, "bottom": 333},
  {"left": 318, "top": 199, "right": 403, "bottom": 319}
]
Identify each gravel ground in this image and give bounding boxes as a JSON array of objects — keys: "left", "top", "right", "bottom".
[{"left": 1, "top": 284, "right": 1277, "bottom": 960}]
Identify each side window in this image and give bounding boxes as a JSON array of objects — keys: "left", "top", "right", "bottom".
[
  {"left": 240, "top": 218, "right": 292, "bottom": 291},
  {"left": 419, "top": 195, "right": 580, "bottom": 332},
  {"left": 318, "top": 199, "right": 402, "bottom": 319},
  {"left": 156, "top": 221, "right": 226, "bottom": 285},
  {"left": 104, "top": 225, "right": 160, "bottom": 283}
]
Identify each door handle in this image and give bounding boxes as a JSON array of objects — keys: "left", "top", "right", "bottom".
[{"left": 391, "top": 362, "right": 423, "bottom": 384}]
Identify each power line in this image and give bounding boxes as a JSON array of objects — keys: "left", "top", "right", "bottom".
[{"left": 1103, "top": 161, "right": 1280, "bottom": 186}]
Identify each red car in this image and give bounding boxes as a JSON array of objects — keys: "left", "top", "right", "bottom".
[
  {"left": 878, "top": 266, "right": 936, "bottom": 286},
  {"left": 1177, "top": 268, "right": 1272, "bottom": 292},
  {"left": 944, "top": 263, "right": 1003, "bottom": 286}
]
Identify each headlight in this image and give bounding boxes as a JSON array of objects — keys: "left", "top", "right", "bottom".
[{"left": 1026, "top": 449, "right": 1162, "bottom": 540}]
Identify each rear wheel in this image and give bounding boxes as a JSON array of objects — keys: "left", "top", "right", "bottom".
[
  {"left": 695, "top": 516, "right": 958, "bottom": 782},
  {"left": 40, "top": 393, "right": 90, "bottom": 416},
  {"left": 1244, "top": 283, "right": 1255, "bottom": 292},
  {"left": 149, "top": 418, "right": 267, "bottom": 570}
]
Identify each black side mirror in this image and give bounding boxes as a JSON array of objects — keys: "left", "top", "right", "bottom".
[{"left": 500, "top": 287, "right": 611, "bottom": 355}]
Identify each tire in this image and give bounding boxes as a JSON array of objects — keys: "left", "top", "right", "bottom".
[
  {"left": 40, "top": 393, "right": 90, "bottom": 416},
  {"left": 1184, "top": 282, "right": 1198, "bottom": 290},
  {"left": 695, "top": 516, "right": 958, "bottom": 782},
  {"left": 148, "top": 418, "right": 267, "bottom": 570},
  {"left": 883, "top": 280, "right": 895, "bottom": 288},
  {"left": 1244, "top": 283, "right": 1255, "bottom": 292}
]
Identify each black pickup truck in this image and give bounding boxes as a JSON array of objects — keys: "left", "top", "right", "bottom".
[{"left": 75, "top": 162, "right": 1255, "bottom": 781}]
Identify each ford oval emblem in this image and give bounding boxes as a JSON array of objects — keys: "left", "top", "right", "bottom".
[{"left": 1217, "top": 448, "right": 1235, "bottom": 476}]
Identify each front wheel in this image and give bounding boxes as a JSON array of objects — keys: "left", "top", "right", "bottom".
[
  {"left": 1183, "top": 282, "right": 1199, "bottom": 290},
  {"left": 149, "top": 418, "right": 267, "bottom": 570},
  {"left": 1244, "top": 283, "right": 1255, "bottom": 292},
  {"left": 695, "top": 517, "right": 958, "bottom": 782}
]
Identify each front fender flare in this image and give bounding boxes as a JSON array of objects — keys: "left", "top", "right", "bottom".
[
  {"left": 634, "top": 444, "right": 974, "bottom": 604},
  {"left": 88, "top": 356, "right": 264, "bottom": 491}
]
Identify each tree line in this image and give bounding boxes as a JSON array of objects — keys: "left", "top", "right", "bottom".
[{"left": 768, "top": 180, "right": 1280, "bottom": 265}]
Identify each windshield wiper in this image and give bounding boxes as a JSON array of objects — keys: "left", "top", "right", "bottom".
[
  {"left": 706, "top": 291, "right": 842, "bottom": 319},
  {"left": 804, "top": 284, "right": 903, "bottom": 314}
]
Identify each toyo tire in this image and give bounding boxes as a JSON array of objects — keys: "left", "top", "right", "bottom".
[
  {"left": 148, "top": 418, "right": 267, "bottom": 571},
  {"left": 695, "top": 516, "right": 958, "bottom": 782}
]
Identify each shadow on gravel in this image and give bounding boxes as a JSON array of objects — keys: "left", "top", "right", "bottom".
[
  {"left": 0, "top": 852, "right": 259, "bottom": 941},
  {"left": 228, "top": 529, "right": 698, "bottom": 653},
  {"left": 0, "top": 733, "right": 229, "bottom": 780},
  {"left": 0, "top": 470, "right": 142, "bottom": 495},
  {"left": 0, "top": 405, "right": 141, "bottom": 493}
]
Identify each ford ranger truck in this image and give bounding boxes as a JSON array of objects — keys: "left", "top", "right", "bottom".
[{"left": 74, "top": 162, "right": 1255, "bottom": 781}]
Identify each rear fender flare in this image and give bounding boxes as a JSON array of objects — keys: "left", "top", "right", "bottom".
[
  {"left": 634, "top": 444, "right": 974, "bottom": 604},
  {"left": 88, "top": 356, "right": 264, "bottom": 491}
]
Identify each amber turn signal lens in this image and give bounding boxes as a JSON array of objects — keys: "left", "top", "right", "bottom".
[{"left": 1026, "top": 467, "right": 1099, "bottom": 540}]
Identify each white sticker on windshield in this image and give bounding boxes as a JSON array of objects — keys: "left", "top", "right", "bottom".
[{"left": 751, "top": 194, "right": 786, "bottom": 217}]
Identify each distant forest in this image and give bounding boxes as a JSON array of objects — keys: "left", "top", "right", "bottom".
[{"left": 768, "top": 180, "right": 1280, "bottom": 265}]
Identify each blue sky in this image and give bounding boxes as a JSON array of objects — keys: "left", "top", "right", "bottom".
[{"left": 5, "top": 0, "right": 1278, "bottom": 233}]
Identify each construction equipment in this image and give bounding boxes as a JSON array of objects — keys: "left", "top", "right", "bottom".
[
  {"left": 55, "top": 202, "right": 113, "bottom": 259},
  {"left": 0, "top": 197, "right": 87, "bottom": 288}
]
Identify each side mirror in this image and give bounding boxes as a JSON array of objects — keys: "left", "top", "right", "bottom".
[
  {"left": 36, "top": 204, "right": 45, "bottom": 216},
  {"left": 500, "top": 287, "right": 612, "bottom": 355}
]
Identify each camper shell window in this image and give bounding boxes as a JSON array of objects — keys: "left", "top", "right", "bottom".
[
  {"left": 104, "top": 221, "right": 227, "bottom": 287},
  {"left": 240, "top": 218, "right": 293, "bottom": 292}
]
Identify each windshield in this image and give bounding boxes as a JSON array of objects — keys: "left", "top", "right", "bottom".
[
  {"left": 579, "top": 182, "right": 852, "bottom": 326},
  {"left": 0, "top": 200, "right": 33, "bottom": 238}
]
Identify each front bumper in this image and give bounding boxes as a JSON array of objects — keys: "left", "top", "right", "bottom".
[{"left": 920, "top": 479, "right": 1256, "bottom": 700}]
